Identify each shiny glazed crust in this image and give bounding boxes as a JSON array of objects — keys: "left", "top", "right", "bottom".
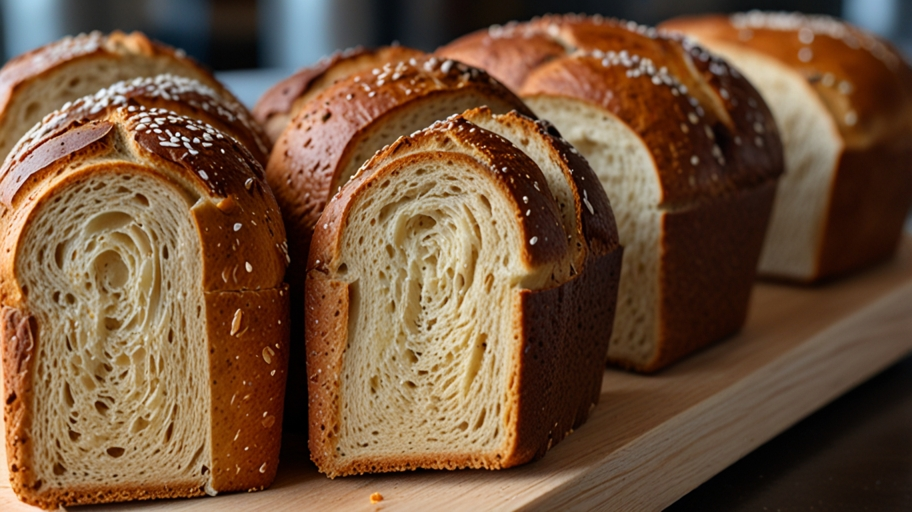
[
  {"left": 266, "top": 55, "right": 534, "bottom": 292},
  {"left": 252, "top": 45, "right": 425, "bottom": 143}
]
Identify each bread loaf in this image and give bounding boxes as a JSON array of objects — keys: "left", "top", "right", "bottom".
[
  {"left": 306, "top": 109, "right": 621, "bottom": 477},
  {"left": 0, "top": 31, "right": 240, "bottom": 164},
  {"left": 266, "top": 55, "right": 534, "bottom": 293},
  {"left": 0, "top": 105, "right": 289, "bottom": 508},
  {"left": 253, "top": 45, "right": 424, "bottom": 144},
  {"left": 661, "top": 12, "right": 912, "bottom": 281},
  {"left": 439, "top": 15, "right": 784, "bottom": 371}
]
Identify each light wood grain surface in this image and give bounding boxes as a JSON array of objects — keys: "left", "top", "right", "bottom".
[{"left": 3, "top": 237, "right": 911, "bottom": 512}]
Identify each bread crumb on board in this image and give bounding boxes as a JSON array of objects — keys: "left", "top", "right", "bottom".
[{"left": 370, "top": 492, "right": 384, "bottom": 504}]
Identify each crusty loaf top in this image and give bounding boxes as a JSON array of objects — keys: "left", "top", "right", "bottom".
[
  {"left": 267, "top": 54, "right": 533, "bottom": 260},
  {"left": 461, "top": 107, "right": 620, "bottom": 257},
  {"left": 7, "top": 74, "right": 270, "bottom": 167},
  {"left": 253, "top": 45, "right": 424, "bottom": 140},
  {"left": 660, "top": 11, "right": 912, "bottom": 151},
  {"left": 438, "top": 15, "right": 784, "bottom": 206},
  {"left": 308, "top": 113, "right": 569, "bottom": 275},
  {"left": 0, "top": 106, "right": 288, "bottom": 302},
  {"left": 0, "top": 31, "right": 227, "bottom": 120}
]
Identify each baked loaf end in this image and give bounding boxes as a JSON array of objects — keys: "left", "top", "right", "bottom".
[
  {"left": 440, "top": 15, "right": 783, "bottom": 371},
  {"left": 267, "top": 55, "right": 533, "bottom": 293},
  {"left": 306, "top": 110, "right": 621, "bottom": 477},
  {"left": 0, "top": 106, "right": 289, "bottom": 508},
  {"left": 0, "top": 31, "right": 239, "bottom": 165},
  {"left": 253, "top": 45, "right": 425, "bottom": 144},
  {"left": 661, "top": 12, "right": 912, "bottom": 281}
]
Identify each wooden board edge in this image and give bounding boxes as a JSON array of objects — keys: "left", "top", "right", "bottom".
[{"left": 522, "top": 279, "right": 912, "bottom": 511}]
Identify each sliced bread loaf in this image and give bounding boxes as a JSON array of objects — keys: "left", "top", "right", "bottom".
[
  {"left": 266, "top": 55, "right": 533, "bottom": 292},
  {"left": 306, "top": 110, "right": 621, "bottom": 477},
  {"left": 662, "top": 12, "right": 912, "bottom": 281},
  {"left": 439, "top": 15, "right": 784, "bottom": 371},
  {"left": 0, "top": 105, "right": 289, "bottom": 508}
]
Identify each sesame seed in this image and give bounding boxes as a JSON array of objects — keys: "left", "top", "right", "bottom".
[
  {"left": 198, "top": 170, "right": 209, "bottom": 180},
  {"left": 234, "top": 223, "right": 242, "bottom": 232},
  {"left": 753, "top": 122, "right": 765, "bottom": 133},
  {"left": 691, "top": 155, "right": 700, "bottom": 166},
  {"left": 845, "top": 110, "right": 858, "bottom": 126},
  {"left": 231, "top": 309, "right": 243, "bottom": 336},
  {"left": 680, "top": 123, "right": 689, "bottom": 133},
  {"left": 245, "top": 262, "right": 253, "bottom": 272},
  {"left": 583, "top": 190, "right": 594, "bottom": 215},
  {"left": 688, "top": 112, "right": 699, "bottom": 124},
  {"left": 526, "top": 209, "right": 531, "bottom": 216},
  {"left": 522, "top": 196, "right": 529, "bottom": 204},
  {"left": 530, "top": 236, "right": 538, "bottom": 245}
]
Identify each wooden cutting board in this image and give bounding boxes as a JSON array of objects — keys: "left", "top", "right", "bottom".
[{"left": 3, "top": 237, "right": 912, "bottom": 511}]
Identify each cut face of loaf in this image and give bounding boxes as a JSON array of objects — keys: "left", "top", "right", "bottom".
[
  {"left": 253, "top": 45, "right": 425, "bottom": 143},
  {"left": 0, "top": 31, "right": 235, "bottom": 164},
  {"left": 267, "top": 55, "right": 534, "bottom": 293},
  {"left": 306, "top": 112, "right": 621, "bottom": 477},
  {"left": 440, "top": 16, "right": 783, "bottom": 371},
  {"left": 661, "top": 12, "right": 912, "bottom": 281},
  {"left": 0, "top": 107, "right": 289, "bottom": 509}
]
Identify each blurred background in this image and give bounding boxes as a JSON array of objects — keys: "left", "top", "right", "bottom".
[{"left": 1, "top": 0, "right": 911, "bottom": 106}]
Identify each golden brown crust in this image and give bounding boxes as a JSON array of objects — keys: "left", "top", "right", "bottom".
[
  {"left": 441, "top": 15, "right": 784, "bottom": 206},
  {"left": 0, "top": 31, "right": 240, "bottom": 161},
  {"left": 437, "top": 28, "right": 567, "bottom": 91},
  {"left": 461, "top": 108, "right": 620, "bottom": 257},
  {"left": 660, "top": 12, "right": 912, "bottom": 151},
  {"left": 253, "top": 46, "right": 425, "bottom": 143},
  {"left": 441, "top": 15, "right": 783, "bottom": 372},
  {"left": 267, "top": 55, "right": 534, "bottom": 291},
  {"left": 661, "top": 12, "right": 912, "bottom": 282},
  {"left": 0, "top": 108, "right": 288, "bottom": 297},
  {"left": 815, "top": 145, "right": 912, "bottom": 280},
  {"left": 305, "top": 113, "right": 618, "bottom": 476},
  {"left": 0, "top": 106, "right": 289, "bottom": 507},
  {"left": 206, "top": 286, "right": 289, "bottom": 491},
  {"left": 639, "top": 181, "right": 776, "bottom": 372},
  {"left": 308, "top": 115, "right": 567, "bottom": 274}
]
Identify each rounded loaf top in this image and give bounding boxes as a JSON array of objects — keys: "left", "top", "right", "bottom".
[
  {"left": 660, "top": 11, "right": 912, "bottom": 151},
  {"left": 0, "top": 104, "right": 288, "bottom": 297},
  {"left": 439, "top": 14, "right": 784, "bottom": 205}
]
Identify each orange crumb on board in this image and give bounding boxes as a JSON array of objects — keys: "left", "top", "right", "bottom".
[{"left": 370, "top": 492, "right": 383, "bottom": 503}]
